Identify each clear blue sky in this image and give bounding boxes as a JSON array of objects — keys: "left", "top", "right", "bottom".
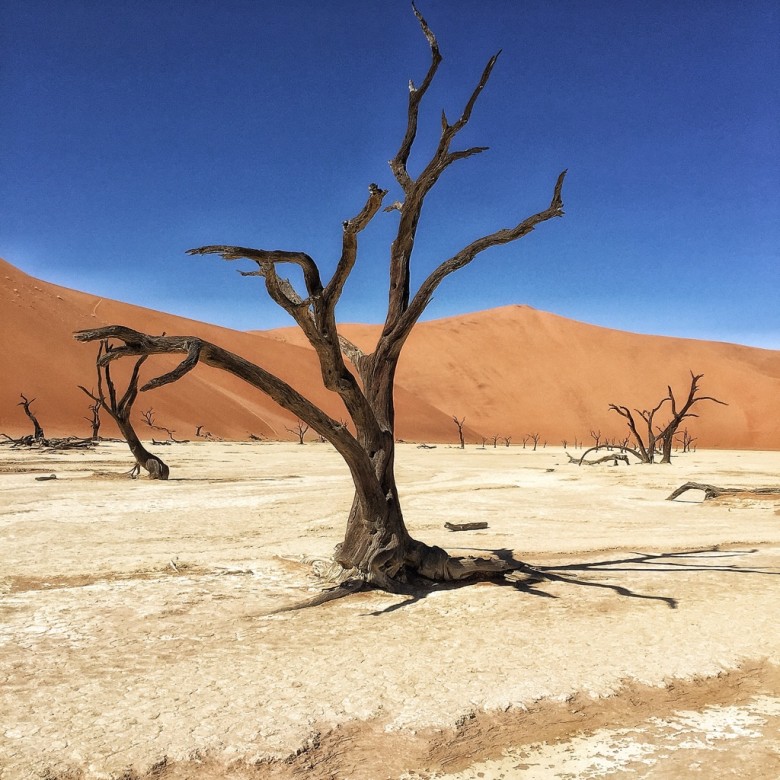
[{"left": 2, "top": 1, "right": 778, "bottom": 348}]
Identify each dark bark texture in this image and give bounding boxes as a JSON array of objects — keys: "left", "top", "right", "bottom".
[
  {"left": 79, "top": 342, "right": 169, "bottom": 479},
  {"left": 74, "top": 7, "right": 565, "bottom": 589},
  {"left": 667, "top": 482, "right": 780, "bottom": 501}
]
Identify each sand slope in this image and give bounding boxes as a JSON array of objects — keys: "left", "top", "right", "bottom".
[
  {"left": 2, "top": 257, "right": 778, "bottom": 448},
  {"left": 0, "top": 258, "right": 460, "bottom": 442},
  {"left": 270, "top": 309, "right": 780, "bottom": 449}
]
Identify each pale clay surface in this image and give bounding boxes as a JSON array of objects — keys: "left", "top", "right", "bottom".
[{"left": 1, "top": 442, "right": 779, "bottom": 777}]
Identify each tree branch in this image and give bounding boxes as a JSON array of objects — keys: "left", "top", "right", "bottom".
[
  {"left": 387, "top": 169, "right": 567, "bottom": 348},
  {"left": 389, "top": 2, "right": 443, "bottom": 192},
  {"left": 324, "top": 183, "right": 388, "bottom": 309},
  {"left": 187, "top": 246, "right": 323, "bottom": 300},
  {"left": 73, "top": 326, "right": 372, "bottom": 469}
]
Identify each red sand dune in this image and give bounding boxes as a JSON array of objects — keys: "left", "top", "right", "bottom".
[{"left": 2, "top": 257, "right": 778, "bottom": 449}]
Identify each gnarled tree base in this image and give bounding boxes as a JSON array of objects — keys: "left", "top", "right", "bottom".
[
  {"left": 667, "top": 482, "right": 780, "bottom": 501},
  {"left": 272, "top": 541, "right": 523, "bottom": 613}
]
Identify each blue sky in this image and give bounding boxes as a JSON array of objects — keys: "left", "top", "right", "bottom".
[{"left": 2, "top": 0, "right": 778, "bottom": 348}]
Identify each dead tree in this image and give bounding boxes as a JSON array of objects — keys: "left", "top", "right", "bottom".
[
  {"left": 490, "top": 434, "right": 500, "bottom": 449},
  {"left": 79, "top": 341, "right": 169, "bottom": 479},
  {"left": 610, "top": 372, "right": 725, "bottom": 464},
  {"left": 74, "top": 6, "right": 565, "bottom": 592},
  {"left": 452, "top": 416, "right": 466, "bottom": 449},
  {"left": 80, "top": 390, "right": 102, "bottom": 441},
  {"left": 141, "top": 407, "right": 184, "bottom": 442},
  {"left": 286, "top": 419, "right": 310, "bottom": 445},
  {"left": 675, "top": 427, "right": 695, "bottom": 453},
  {"left": 18, "top": 394, "right": 45, "bottom": 441},
  {"left": 656, "top": 373, "right": 725, "bottom": 463},
  {"left": 501, "top": 435, "right": 512, "bottom": 448},
  {"left": 590, "top": 429, "right": 602, "bottom": 449},
  {"left": 528, "top": 432, "right": 541, "bottom": 451}
]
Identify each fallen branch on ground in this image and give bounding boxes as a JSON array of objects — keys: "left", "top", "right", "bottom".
[
  {"left": 444, "top": 521, "right": 489, "bottom": 531},
  {"left": 667, "top": 482, "right": 780, "bottom": 501},
  {"left": 567, "top": 452, "right": 630, "bottom": 466}
]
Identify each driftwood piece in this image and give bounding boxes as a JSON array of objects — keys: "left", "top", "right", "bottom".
[
  {"left": 667, "top": 482, "right": 780, "bottom": 501},
  {"left": 567, "top": 452, "right": 629, "bottom": 466},
  {"left": 34, "top": 474, "right": 57, "bottom": 481},
  {"left": 444, "top": 521, "right": 489, "bottom": 532}
]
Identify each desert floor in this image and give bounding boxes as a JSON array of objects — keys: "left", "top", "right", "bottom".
[{"left": 1, "top": 441, "right": 779, "bottom": 779}]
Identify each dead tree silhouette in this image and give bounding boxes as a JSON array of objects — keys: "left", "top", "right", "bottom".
[
  {"left": 74, "top": 5, "right": 565, "bottom": 595},
  {"left": 79, "top": 341, "right": 169, "bottom": 479},
  {"left": 610, "top": 372, "right": 726, "bottom": 463}
]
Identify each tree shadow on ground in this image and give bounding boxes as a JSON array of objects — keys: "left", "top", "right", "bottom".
[{"left": 366, "top": 546, "right": 777, "bottom": 616}]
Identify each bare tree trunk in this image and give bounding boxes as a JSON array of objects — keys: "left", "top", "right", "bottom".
[
  {"left": 73, "top": 7, "right": 565, "bottom": 592},
  {"left": 18, "top": 395, "right": 45, "bottom": 441},
  {"left": 452, "top": 416, "right": 465, "bottom": 449},
  {"left": 118, "top": 419, "right": 170, "bottom": 480},
  {"left": 80, "top": 342, "right": 169, "bottom": 479}
]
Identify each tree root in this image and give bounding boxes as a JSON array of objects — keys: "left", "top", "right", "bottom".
[
  {"left": 267, "top": 577, "right": 367, "bottom": 614},
  {"left": 667, "top": 482, "right": 780, "bottom": 501},
  {"left": 267, "top": 543, "right": 524, "bottom": 613}
]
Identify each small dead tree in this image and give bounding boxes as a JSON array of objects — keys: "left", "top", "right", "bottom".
[
  {"left": 590, "top": 429, "right": 602, "bottom": 449},
  {"left": 675, "top": 428, "right": 697, "bottom": 453},
  {"left": 80, "top": 390, "right": 102, "bottom": 441},
  {"left": 79, "top": 341, "right": 169, "bottom": 479},
  {"left": 502, "top": 435, "right": 512, "bottom": 448},
  {"left": 74, "top": 6, "right": 566, "bottom": 593},
  {"left": 286, "top": 419, "right": 309, "bottom": 445},
  {"left": 452, "top": 416, "right": 466, "bottom": 449},
  {"left": 141, "top": 407, "right": 183, "bottom": 442},
  {"left": 528, "top": 432, "right": 541, "bottom": 451},
  {"left": 610, "top": 372, "right": 726, "bottom": 464},
  {"left": 18, "top": 394, "right": 45, "bottom": 441},
  {"left": 490, "top": 434, "right": 500, "bottom": 449}
]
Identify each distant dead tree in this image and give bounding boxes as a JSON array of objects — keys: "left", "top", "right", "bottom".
[
  {"left": 501, "top": 435, "right": 512, "bottom": 448},
  {"left": 590, "top": 429, "right": 602, "bottom": 449},
  {"left": 528, "top": 432, "right": 541, "bottom": 451},
  {"left": 490, "top": 434, "right": 500, "bottom": 449},
  {"left": 286, "top": 419, "right": 309, "bottom": 445},
  {"left": 18, "top": 394, "right": 45, "bottom": 441},
  {"left": 80, "top": 390, "right": 102, "bottom": 441},
  {"left": 79, "top": 341, "right": 169, "bottom": 479},
  {"left": 74, "top": 6, "right": 566, "bottom": 594},
  {"left": 521, "top": 434, "right": 530, "bottom": 449},
  {"left": 1, "top": 393, "right": 94, "bottom": 451},
  {"left": 676, "top": 428, "right": 696, "bottom": 453},
  {"left": 452, "top": 415, "right": 466, "bottom": 449},
  {"left": 195, "top": 424, "right": 222, "bottom": 441},
  {"left": 609, "top": 372, "right": 726, "bottom": 464},
  {"left": 141, "top": 408, "right": 184, "bottom": 443},
  {"left": 561, "top": 439, "right": 568, "bottom": 449}
]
